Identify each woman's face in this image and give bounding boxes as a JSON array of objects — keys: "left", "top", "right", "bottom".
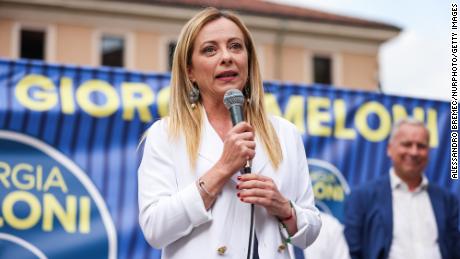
[{"left": 188, "top": 17, "right": 249, "bottom": 103}]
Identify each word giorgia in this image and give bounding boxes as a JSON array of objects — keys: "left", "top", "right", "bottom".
[{"left": 0, "top": 161, "right": 90, "bottom": 233}]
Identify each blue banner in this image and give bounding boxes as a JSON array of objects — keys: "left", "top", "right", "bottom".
[{"left": 0, "top": 59, "right": 456, "bottom": 258}]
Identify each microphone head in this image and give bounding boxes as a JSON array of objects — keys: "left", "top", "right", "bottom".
[{"left": 223, "top": 89, "right": 244, "bottom": 109}]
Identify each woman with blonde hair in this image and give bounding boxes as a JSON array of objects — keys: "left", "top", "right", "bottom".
[{"left": 138, "top": 7, "right": 321, "bottom": 259}]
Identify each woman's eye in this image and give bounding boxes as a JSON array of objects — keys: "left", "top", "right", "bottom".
[
  {"left": 202, "top": 46, "right": 216, "bottom": 55},
  {"left": 230, "top": 42, "right": 242, "bottom": 50}
]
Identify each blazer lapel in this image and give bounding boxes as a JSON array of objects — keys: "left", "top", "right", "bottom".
[
  {"left": 251, "top": 136, "right": 269, "bottom": 175},
  {"left": 198, "top": 112, "right": 224, "bottom": 166},
  {"left": 377, "top": 177, "right": 393, "bottom": 248},
  {"left": 427, "top": 185, "right": 444, "bottom": 238}
]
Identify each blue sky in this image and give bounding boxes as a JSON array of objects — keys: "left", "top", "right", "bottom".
[{"left": 272, "top": 0, "right": 449, "bottom": 101}]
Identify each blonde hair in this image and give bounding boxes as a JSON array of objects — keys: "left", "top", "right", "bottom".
[{"left": 169, "top": 7, "right": 282, "bottom": 169}]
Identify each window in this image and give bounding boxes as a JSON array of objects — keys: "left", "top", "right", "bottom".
[
  {"left": 20, "top": 29, "right": 45, "bottom": 60},
  {"left": 313, "top": 56, "right": 332, "bottom": 85},
  {"left": 168, "top": 41, "right": 177, "bottom": 71},
  {"left": 101, "top": 35, "right": 124, "bottom": 67}
]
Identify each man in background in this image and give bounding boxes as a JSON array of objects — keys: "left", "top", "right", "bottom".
[{"left": 344, "top": 118, "right": 460, "bottom": 259}]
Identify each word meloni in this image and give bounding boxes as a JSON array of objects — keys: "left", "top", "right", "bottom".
[
  {"left": 0, "top": 161, "right": 91, "bottom": 233},
  {"left": 15, "top": 74, "right": 439, "bottom": 147}
]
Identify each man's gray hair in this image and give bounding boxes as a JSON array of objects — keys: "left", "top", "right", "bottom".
[{"left": 388, "top": 117, "right": 430, "bottom": 143}]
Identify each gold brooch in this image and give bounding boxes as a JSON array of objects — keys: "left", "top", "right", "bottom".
[
  {"left": 278, "top": 244, "right": 286, "bottom": 252},
  {"left": 217, "top": 246, "right": 227, "bottom": 255}
]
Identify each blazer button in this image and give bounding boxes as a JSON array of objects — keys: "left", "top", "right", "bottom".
[
  {"left": 278, "top": 244, "right": 286, "bottom": 252},
  {"left": 217, "top": 246, "right": 227, "bottom": 255}
]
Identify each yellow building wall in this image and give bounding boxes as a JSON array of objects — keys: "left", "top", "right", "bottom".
[
  {"left": 0, "top": 12, "right": 383, "bottom": 94},
  {"left": 260, "top": 44, "right": 275, "bottom": 81},
  {"left": 281, "top": 46, "right": 306, "bottom": 83},
  {"left": 134, "top": 31, "right": 161, "bottom": 72},
  {"left": 55, "top": 24, "right": 93, "bottom": 66},
  {"left": 341, "top": 52, "right": 378, "bottom": 91},
  {"left": 0, "top": 19, "right": 14, "bottom": 58}
]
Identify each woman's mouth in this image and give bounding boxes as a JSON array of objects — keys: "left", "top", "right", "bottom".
[{"left": 216, "top": 70, "right": 238, "bottom": 81}]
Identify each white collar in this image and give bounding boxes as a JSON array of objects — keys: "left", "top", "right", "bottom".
[{"left": 389, "top": 168, "right": 428, "bottom": 192}]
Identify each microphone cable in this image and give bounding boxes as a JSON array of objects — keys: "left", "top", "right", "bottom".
[{"left": 242, "top": 165, "right": 255, "bottom": 259}]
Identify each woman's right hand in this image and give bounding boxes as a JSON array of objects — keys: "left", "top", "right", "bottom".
[{"left": 217, "top": 122, "right": 256, "bottom": 176}]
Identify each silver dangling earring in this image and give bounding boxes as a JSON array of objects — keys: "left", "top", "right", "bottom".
[
  {"left": 188, "top": 83, "right": 200, "bottom": 109},
  {"left": 243, "top": 84, "right": 251, "bottom": 104}
]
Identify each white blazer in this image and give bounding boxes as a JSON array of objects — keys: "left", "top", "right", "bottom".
[{"left": 138, "top": 114, "right": 321, "bottom": 259}]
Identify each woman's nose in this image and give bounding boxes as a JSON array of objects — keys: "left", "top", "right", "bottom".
[{"left": 220, "top": 49, "right": 232, "bottom": 65}]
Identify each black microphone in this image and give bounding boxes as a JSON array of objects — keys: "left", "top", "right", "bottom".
[{"left": 223, "top": 89, "right": 251, "bottom": 174}]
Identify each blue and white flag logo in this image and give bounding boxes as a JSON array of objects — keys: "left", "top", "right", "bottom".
[
  {"left": 0, "top": 130, "right": 117, "bottom": 259},
  {"left": 308, "top": 159, "right": 350, "bottom": 223}
]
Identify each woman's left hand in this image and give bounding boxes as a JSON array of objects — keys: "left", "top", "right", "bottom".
[{"left": 236, "top": 174, "right": 292, "bottom": 219}]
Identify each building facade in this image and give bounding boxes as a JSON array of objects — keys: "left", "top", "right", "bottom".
[{"left": 0, "top": 0, "right": 400, "bottom": 91}]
